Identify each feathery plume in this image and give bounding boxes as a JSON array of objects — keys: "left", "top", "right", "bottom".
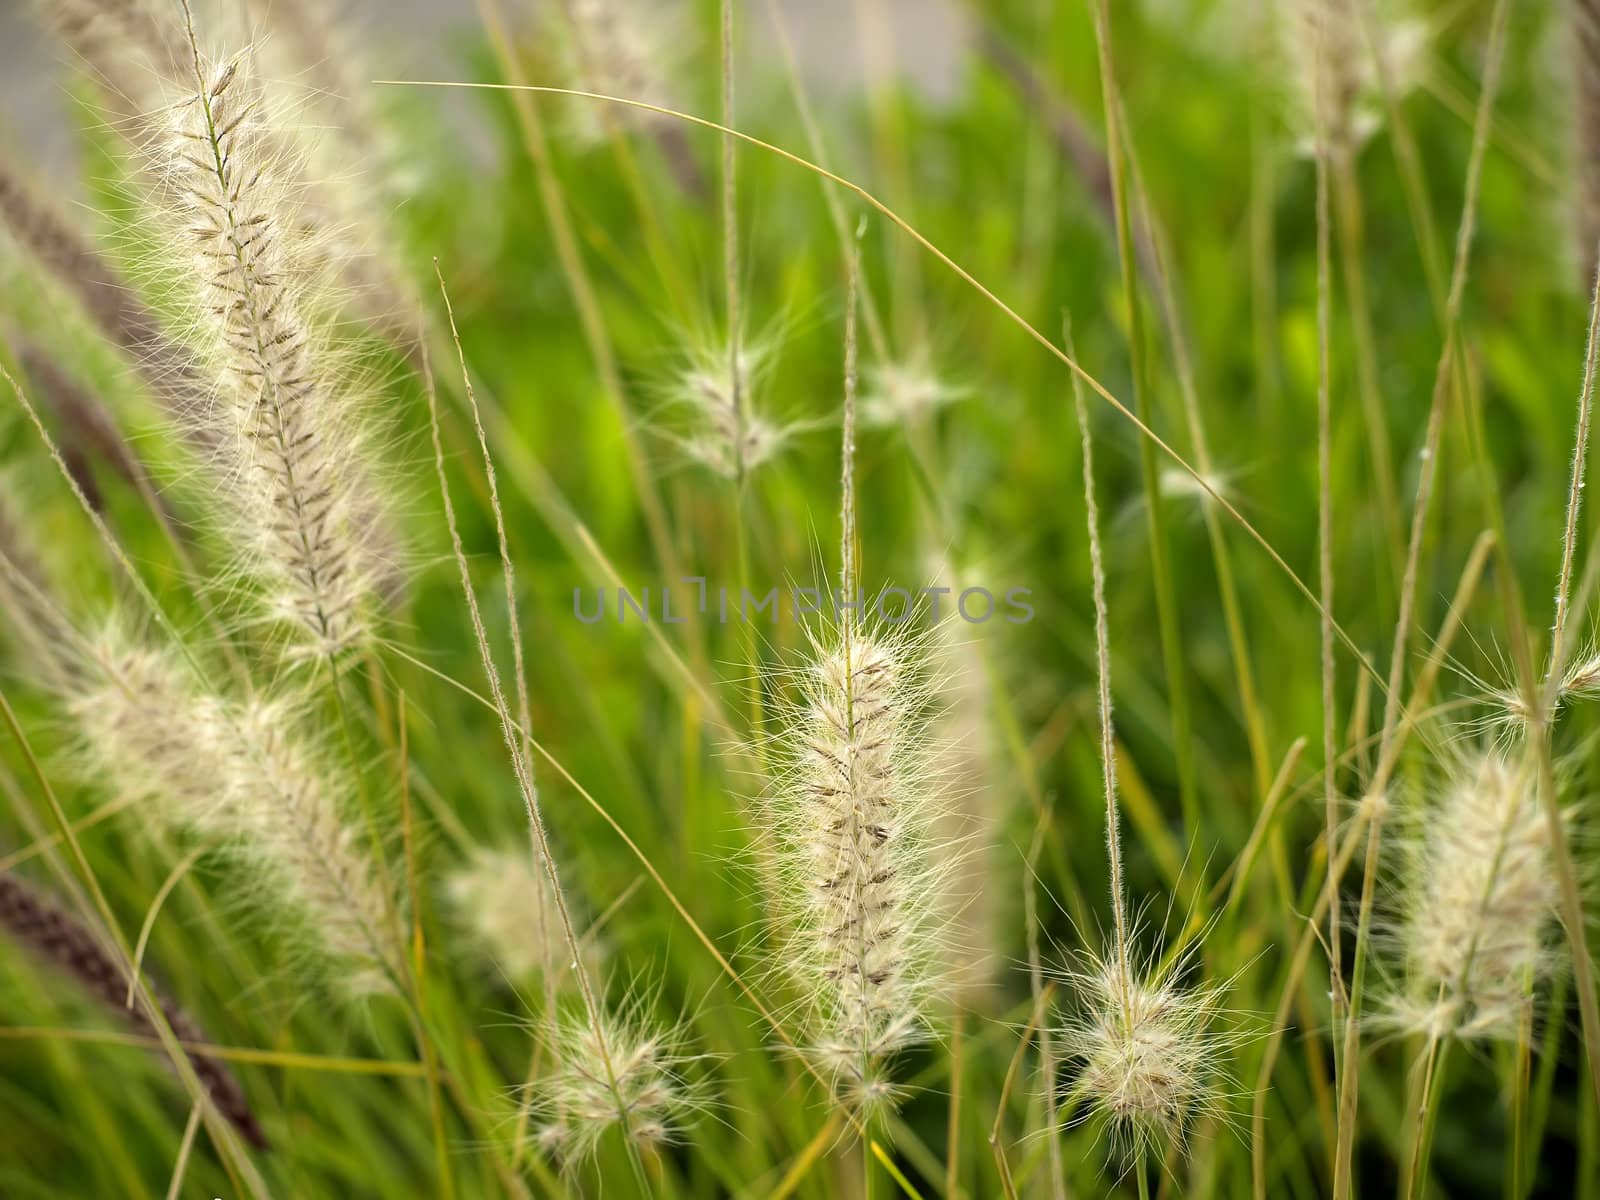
[
  {"left": 220, "top": 696, "right": 403, "bottom": 990},
  {"left": 665, "top": 338, "right": 793, "bottom": 479},
  {"left": 0, "top": 542, "right": 403, "bottom": 992},
  {"left": 247, "top": 0, "right": 389, "bottom": 164},
  {"left": 1561, "top": 650, "right": 1600, "bottom": 701},
  {"left": 67, "top": 638, "right": 404, "bottom": 992},
  {"left": 243, "top": 0, "right": 429, "bottom": 350},
  {"left": 1057, "top": 945, "right": 1233, "bottom": 1159},
  {"left": 165, "top": 39, "right": 388, "bottom": 658},
  {"left": 1484, "top": 646, "right": 1600, "bottom": 734},
  {"left": 778, "top": 627, "right": 944, "bottom": 1109},
  {"left": 1055, "top": 320, "right": 1231, "bottom": 1161},
  {"left": 553, "top": 0, "right": 706, "bottom": 197},
  {"left": 0, "top": 157, "right": 214, "bottom": 441},
  {"left": 761, "top": 259, "right": 950, "bottom": 1112},
  {"left": 1284, "top": 1, "right": 1426, "bottom": 159},
  {"left": 1289, "top": 0, "right": 1370, "bottom": 154},
  {"left": 0, "top": 870, "right": 267, "bottom": 1148},
  {"left": 1158, "top": 465, "right": 1234, "bottom": 508},
  {"left": 1, "top": 154, "right": 405, "bottom": 603},
  {"left": 925, "top": 561, "right": 1003, "bottom": 1007},
  {"left": 860, "top": 360, "right": 965, "bottom": 429},
  {"left": 446, "top": 848, "right": 571, "bottom": 980},
  {"left": 1383, "top": 754, "right": 1561, "bottom": 1041},
  {"left": 41, "top": 1, "right": 421, "bottom": 352},
  {"left": 43, "top": 0, "right": 188, "bottom": 121},
  {"left": 559, "top": 0, "right": 673, "bottom": 127},
  {"left": 530, "top": 1000, "right": 700, "bottom": 1162},
  {"left": 63, "top": 638, "right": 241, "bottom": 835}
]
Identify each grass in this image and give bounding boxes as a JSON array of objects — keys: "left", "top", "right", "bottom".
[{"left": 0, "top": 0, "right": 1597, "bottom": 1195}]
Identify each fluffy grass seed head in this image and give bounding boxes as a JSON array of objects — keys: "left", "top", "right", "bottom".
[
  {"left": 163, "top": 46, "right": 390, "bottom": 659},
  {"left": 223, "top": 696, "right": 404, "bottom": 994},
  {"left": 1056, "top": 940, "right": 1235, "bottom": 1162},
  {"left": 921, "top": 557, "right": 1004, "bottom": 1006},
  {"left": 1283, "top": 1, "right": 1427, "bottom": 158},
  {"left": 530, "top": 998, "right": 702, "bottom": 1163},
  {"left": 46, "top": 0, "right": 189, "bottom": 121},
  {"left": 241, "top": 0, "right": 430, "bottom": 346},
  {"left": 1559, "top": 649, "right": 1600, "bottom": 707},
  {"left": 553, "top": 0, "right": 681, "bottom": 136},
  {"left": 765, "top": 612, "right": 953, "bottom": 1113},
  {"left": 1158, "top": 465, "right": 1234, "bottom": 510},
  {"left": 446, "top": 847, "right": 573, "bottom": 981},
  {"left": 544, "top": 0, "right": 707, "bottom": 197},
  {"left": 860, "top": 359, "right": 966, "bottom": 429},
  {"left": 661, "top": 336, "right": 798, "bottom": 479},
  {"left": 1382, "top": 753, "right": 1562, "bottom": 1041},
  {"left": 62, "top": 630, "right": 403, "bottom": 993},
  {"left": 3, "top": 497, "right": 402, "bottom": 994},
  {"left": 66, "top": 635, "right": 236, "bottom": 833}
]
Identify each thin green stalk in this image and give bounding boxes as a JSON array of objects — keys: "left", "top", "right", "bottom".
[
  {"left": 1522, "top": 971, "right": 1567, "bottom": 1200},
  {"left": 1249, "top": 0, "right": 1281, "bottom": 429},
  {"left": 735, "top": 486, "right": 763, "bottom": 742},
  {"left": 721, "top": 0, "right": 744, "bottom": 452},
  {"left": 1310, "top": 21, "right": 1348, "bottom": 1175},
  {"left": 1333, "top": 8, "right": 1510, "bottom": 1191},
  {"left": 394, "top": 695, "right": 456, "bottom": 1200},
  {"left": 1357, "top": 0, "right": 1448, "bottom": 320},
  {"left": 1406, "top": 1035, "right": 1451, "bottom": 1200},
  {"left": 1508, "top": 992, "right": 1532, "bottom": 1200},
  {"left": 475, "top": 0, "right": 689, "bottom": 652},
  {"left": 547, "top": 0, "right": 697, "bottom": 309},
  {"left": 1025, "top": 810, "right": 1068, "bottom": 1200},
  {"left": 870, "top": 1141, "right": 927, "bottom": 1200},
  {"left": 1457, "top": 186, "right": 1600, "bottom": 1121},
  {"left": 1115, "top": 79, "right": 1274, "bottom": 813},
  {"left": 1089, "top": 0, "right": 1198, "bottom": 837},
  {"left": 763, "top": 0, "right": 890, "bottom": 362},
  {"left": 1530, "top": 233, "right": 1600, "bottom": 1112},
  {"left": 1247, "top": 536, "right": 1484, "bottom": 1200},
  {"left": 426, "top": 285, "right": 651, "bottom": 1188},
  {"left": 1332, "top": 158, "right": 1405, "bottom": 586},
  {"left": 1585, "top": 1086, "right": 1600, "bottom": 1200},
  {"left": 1068, "top": 306, "right": 1130, "bottom": 987},
  {"left": 854, "top": 0, "right": 928, "bottom": 349}
]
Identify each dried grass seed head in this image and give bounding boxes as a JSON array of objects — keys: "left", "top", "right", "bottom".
[
  {"left": 446, "top": 847, "right": 574, "bottom": 981},
  {"left": 164, "top": 47, "right": 392, "bottom": 659},
  {"left": 662, "top": 335, "right": 797, "bottom": 479},
  {"left": 1056, "top": 939, "right": 1237, "bottom": 1161},
  {"left": 1383, "top": 752, "right": 1562, "bottom": 1041},
  {"left": 530, "top": 998, "right": 702, "bottom": 1163},
  {"left": 860, "top": 359, "right": 966, "bottom": 429},
  {"left": 764, "top": 611, "right": 956, "bottom": 1112},
  {"left": 48, "top": 621, "right": 404, "bottom": 993},
  {"left": 1283, "top": 0, "right": 1427, "bottom": 157}
]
